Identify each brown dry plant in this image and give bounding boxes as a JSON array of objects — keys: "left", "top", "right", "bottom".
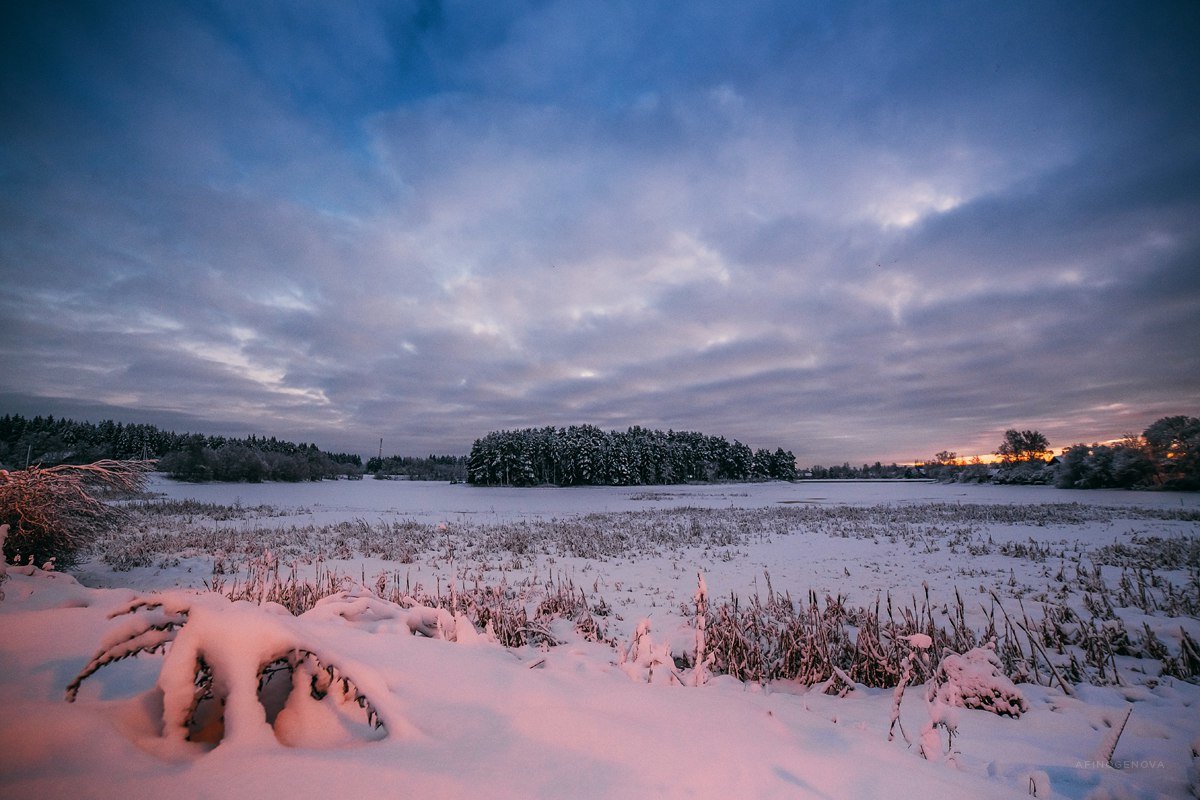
[{"left": 0, "top": 459, "right": 154, "bottom": 567}]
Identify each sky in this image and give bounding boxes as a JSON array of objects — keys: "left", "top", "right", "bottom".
[{"left": 1, "top": 1, "right": 1198, "bottom": 465}]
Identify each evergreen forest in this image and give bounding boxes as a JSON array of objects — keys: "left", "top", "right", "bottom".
[{"left": 466, "top": 425, "right": 796, "bottom": 486}]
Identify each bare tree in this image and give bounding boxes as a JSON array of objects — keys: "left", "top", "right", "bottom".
[{"left": 995, "top": 430, "right": 1051, "bottom": 464}]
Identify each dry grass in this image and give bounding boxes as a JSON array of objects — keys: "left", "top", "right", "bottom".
[
  {"left": 88, "top": 496, "right": 1200, "bottom": 690},
  {"left": 1, "top": 460, "right": 154, "bottom": 567},
  {"left": 695, "top": 580, "right": 972, "bottom": 687},
  {"left": 208, "top": 553, "right": 614, "bottom": 648},
  {"left": 197, "top": 549, "right": 1200, "bottom": 691}
]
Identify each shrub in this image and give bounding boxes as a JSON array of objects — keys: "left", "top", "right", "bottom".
[
  {"left": 0, "top": 459, "right": 153, "bottom": 568},
  {"left": 66, "top": 592, "right": 393, "bottom": 749},
  {"left": 930, "top": 644, "right": 1028, "bottom": 717}
]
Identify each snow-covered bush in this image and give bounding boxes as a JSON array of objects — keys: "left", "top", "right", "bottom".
[
  {"left": 619, "top": 619, "right": 681, "bottom": 684},
  {"left": 66, "top": 592, "right": 393, "bottom": 749},
  {"left": 893, "top": 640, "right": 1026, "bottom": 761},
  {"left": 930, "top": 643, "right": 1028, "bottom": 718},
  {"left": 311, "top": 588, "right": 492, "bottom": 644}
]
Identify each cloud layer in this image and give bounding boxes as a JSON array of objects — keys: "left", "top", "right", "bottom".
[{"left": 2, "top": 1, "right": 1197, "bottom": 463}]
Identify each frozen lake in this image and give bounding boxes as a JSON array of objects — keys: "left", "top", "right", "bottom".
[{"left": 145, "top": 473, "right": 1200, "bottom": 525}]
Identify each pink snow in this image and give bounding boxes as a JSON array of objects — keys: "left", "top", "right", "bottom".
[{"left": 2, "top": 480, "right": 1198, "bottom": 798}]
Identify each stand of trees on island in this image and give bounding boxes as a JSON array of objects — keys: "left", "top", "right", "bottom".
[{"left": 467, "top": 425, "right": 796, "bottom": 486}]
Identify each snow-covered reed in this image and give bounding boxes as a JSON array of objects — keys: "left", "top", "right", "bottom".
[{"left": 81, "top": 497, "right": 1200, "bottom": 692}]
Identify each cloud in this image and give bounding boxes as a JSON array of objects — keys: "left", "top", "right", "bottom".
[{"left": 1, "top": 1, "right": 1197, "bottom": 463}]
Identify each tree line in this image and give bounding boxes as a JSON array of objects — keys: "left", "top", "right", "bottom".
[
  {"left": 922, "top": 415, "right": 1199, "bottom": 490},
  {"left": 466, "top": 425, "right": 796, "bottom": 486},
  {"left": 158, "top": 437, "right": 362, "bottom": 482},
  {"left": 1054, "top": 415, "right": 1198, "bottom": 490},
  {"left": 366, "top": 454, "right": 468, "bottom": 482},
  {"left": 6, "top": 410, "right": 1193, "bottom": 489},
  {"left": 805, "top": 462, "right": 923, "bottom": 480},
  {"left": 0, "top": 414, "right": 362, "bottom": 482}
]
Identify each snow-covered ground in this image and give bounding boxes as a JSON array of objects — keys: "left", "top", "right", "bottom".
[
  {"left": 2, "top": 478, "right": 1198, "bottom": 799},
  {"left": 140, "top": 474, "right": 1200, "bottom": 522}
]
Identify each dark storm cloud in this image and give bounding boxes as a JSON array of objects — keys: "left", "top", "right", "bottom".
[{"left": 1, "top": 1, "right": 1197, "bottom": 463}]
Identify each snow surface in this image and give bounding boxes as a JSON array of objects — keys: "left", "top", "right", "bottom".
[
  {"left": 2, "top": 478, "right": 1198, "bottom": 799},
  {"left": 143, "top": 474, "right": 1200, "bottom": 523}
]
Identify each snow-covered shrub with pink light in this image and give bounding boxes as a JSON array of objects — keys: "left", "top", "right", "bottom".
[
  {"left": 932, "top": 643, "right": 1028, "bottom": 718},
  {"left": 65, "top": 590, "right": 428, "bottom": 749},
  {"left": 618, "top": 618, "right": 681, "bottom": 685},
  {"left": 917, "top": 642, "right": 1028, "bottom": 761}
]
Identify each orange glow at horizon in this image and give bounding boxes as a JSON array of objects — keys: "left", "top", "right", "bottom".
[{"left": 907, "top": 447, "right": 1074, "bottom": 467}]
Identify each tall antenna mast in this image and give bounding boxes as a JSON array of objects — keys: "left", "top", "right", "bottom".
[{"left": 378, "top": 437, "right": 383, "bottom": 462}]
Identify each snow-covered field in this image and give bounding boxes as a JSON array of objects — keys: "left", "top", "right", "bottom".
[{"left": 2, "top": 477, "right": 1198, "bottom": 799}]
